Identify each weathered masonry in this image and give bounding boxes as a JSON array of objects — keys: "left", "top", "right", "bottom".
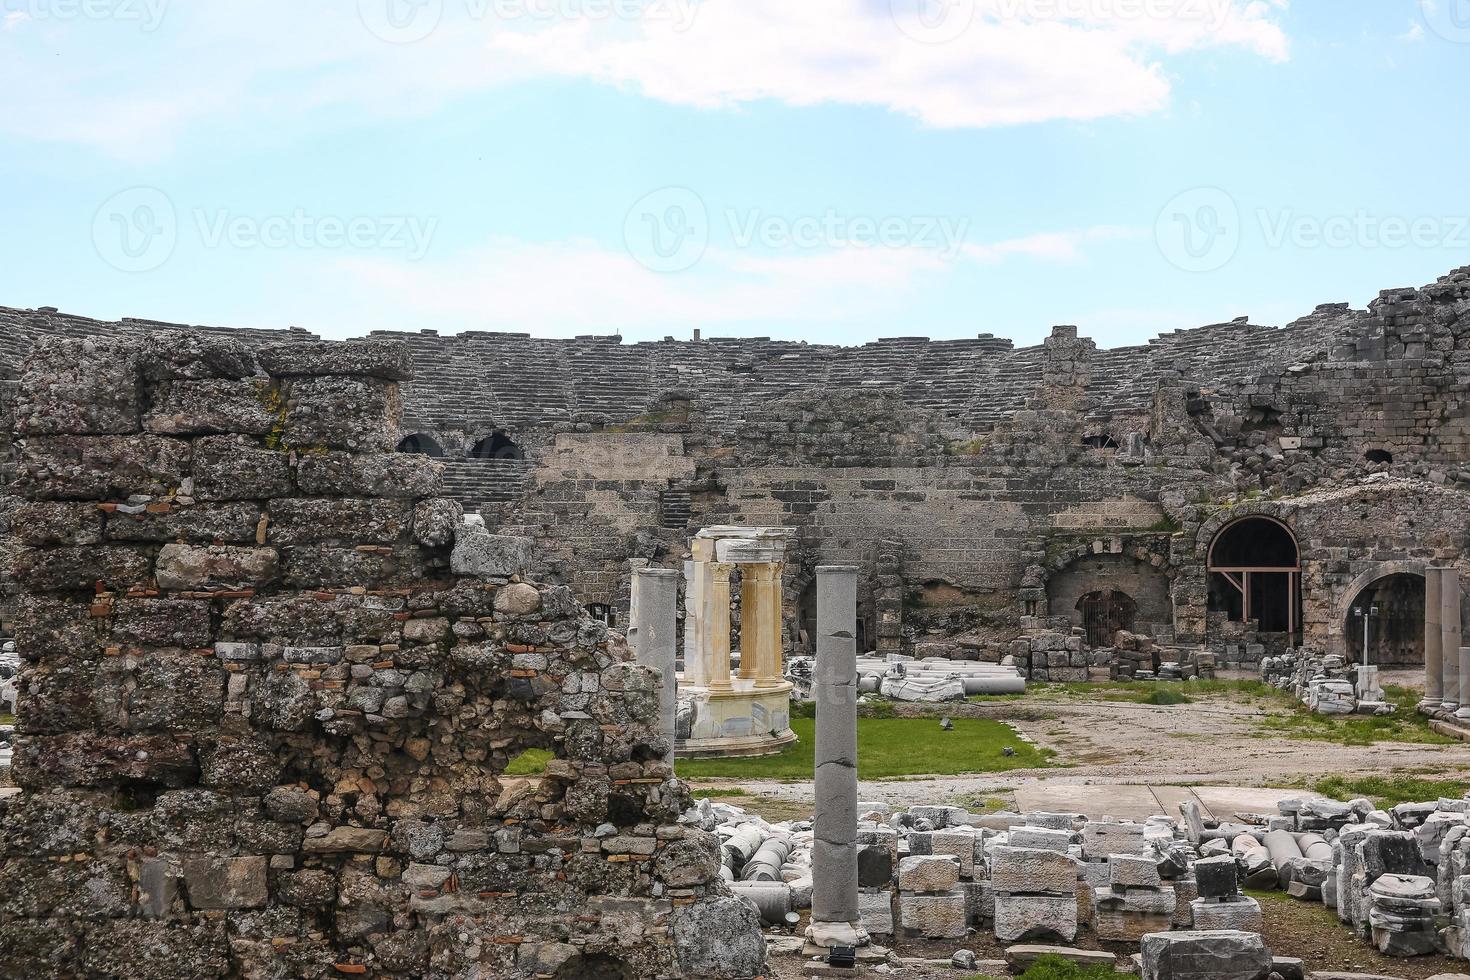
[
  {"left": 0, "top": 336, "right": 764, "bottom": 980},
  {"left": 4, "top": 266, "right": 1470, "bottom": 671}
]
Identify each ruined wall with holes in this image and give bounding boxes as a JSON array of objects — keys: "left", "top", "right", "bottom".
[
  {"left": 0, "top": 335, "right": 763, "bottom": 980},
  {"left": 1046, "top": 554, "right": 1174, "bottom": 641},
  {"left": 4, "top": 266, "right": 1470, "bottom": 657}
]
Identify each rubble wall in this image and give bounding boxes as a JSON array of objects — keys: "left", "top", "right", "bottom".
[{"left": 0, "top": 335, "right": 762, "bottom": 980}]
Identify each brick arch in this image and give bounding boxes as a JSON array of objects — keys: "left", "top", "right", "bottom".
[
  {"left": 1328, "top": 560, "right": 1428, "bottom": 658},
  {"left": 1194, "top": 500, "right": 1297, "bottom": 557},
  {"left": 1032, "top": 536, "right": 1178, "bottom": 629}
]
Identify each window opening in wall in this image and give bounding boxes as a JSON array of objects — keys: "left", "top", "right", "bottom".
[
  {"left": 396, "top": 433, "right": 445, "bottom": 457},
  {"left": 586, "top": 603, "right": 616, "bottom": 627},
  {"left": 1365, "top": 449, "right": 1393, "bottom": 465},
  {"left": 1082, "top": 434, "right": 1119, "bottom": 450}
]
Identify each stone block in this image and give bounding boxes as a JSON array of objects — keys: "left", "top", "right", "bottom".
[
  {"left": 17, "top": 435, "right": 191, "bottom": 501},
  {"left": 858, "top": 844, "right": 893, "bottom": 887},
  {"left": 295, "top": 451, "right": 443, "bottom": 499},
  {"left": 182, "top": 855, "right": 268, "bottom": 909},
  {"left": 1140, "top": 930, "right": 1272, "bottom": 980},
  {"left": 993, "top": 892, "right": 1079, "bottom": 942},
  {"left": 990, "top": 845, "right": 1080, "bottom": 895},
  {"left": 281, "top": 376, "right": 401, "bottom": 452},
  {"left": 452, "top": 529, "right": 534, "bottom": 579},
  {"left": 1083, "top": 820, "right": 1148, "bottom": 860},
  {"left": 1193, "top": 854, "right": 1239, "bottom": 899},
  {"left": 1093, "top": 885, "right": 1177, "bottom": 942},
  {"left": 258, "top": 339, "right": 414, "bottom": 381},
  {"left": 932, "top": 829, "right": 976, "bottom": 877},
  {"left": 898, "top": 854, "right": 960, "bottom": 894},
  {"left": 1110, "top": 853, "right": 1162, "bottom": 890},
  {"left": 1190, "top": 896, "right": 1263, "bottom": 933},
  {"left": 193, "top": 435, "right": 293, "bottom": 501},
  {"left": 858, "top": 888, "right": 894, "bottom": 936},
  {"left": 671, "top": 895, "right": 767, "bottom": 979},
  {"left": 15, "top": 337, "right": 141, "bottom": 435},
  {"left": 155, "top": 544, "right": 280, "bottom": 591},
  {"left": 144, "top": 379, "right": 277, "bottom": 435},
  {"left": 1008, "top": 826, "right": 1072, "bottom": 852},
  {"left": 899, "top": 887, "right": 969, "bottom": 939}
]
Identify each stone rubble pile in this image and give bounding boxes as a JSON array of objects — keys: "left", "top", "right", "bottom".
[
  {"left": 786, "top": 654, "right": 1026, "bottom": 703},
  {"left": 1260, "top": 651, "right": 1394, "bottom": 716}
]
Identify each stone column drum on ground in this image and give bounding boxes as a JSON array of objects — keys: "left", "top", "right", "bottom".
[
  {"left": 807, "top": 565, "right": 870, "bottom": 949},
  {"left": 633, "top": 567, "right": 680, "bottom": 763},
  {"left": 1425, "top": 567, "right": 1444, "bottom": 710}
]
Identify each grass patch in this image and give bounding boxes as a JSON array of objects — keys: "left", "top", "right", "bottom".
[
  {"left": 1003, "top": 953, "right": 1131, "bottom": 980},
  {"left": 0, "top": 713, "right": 13, "bottom": 726},
  {"left": 1310, "top": 772, "right": 1470, "bottom": 809},
  {"left": 503, "top": 748, "right": 553, "bottom": 776},
  {"left": 1255, "top": 684, "right": 1452, "bottom": 747},
  {"left": 691, "top": 787, "right": 749, "bottom": 799},
  {"left": 975, "top": 679, "right": 1262, "bottom": 706},
  {"left": 678, "top": 715, "right": 1053, "bottom": 781}
]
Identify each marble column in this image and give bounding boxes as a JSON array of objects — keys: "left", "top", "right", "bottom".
[
  {"left": 756, "top": 563, "right": 786, "bottom": 690},
  {"left": 633, "top": 568, "right": 679, "bottom": 762},
  {"left": 682, "top": 551, "right": 712, "bottom": 689},
  {"left": 807, "top": 565, "right": 868, "bottom": 949},
  {"left": 1443, "top": 567, "right": 1461, "bottom": 713},
  {"left": 1424, "top": 568, "right": 1444, "bottom": 710},
  {"left": 709, "top": 562, "right": 734, "bottom": 692},
  {"left": 739, "top": 565, "right": 760, "bottom": 681}
]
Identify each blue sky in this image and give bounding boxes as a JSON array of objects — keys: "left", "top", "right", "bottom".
[{"left": 1, "top": 0, "right": 1466, "bottom": 347}]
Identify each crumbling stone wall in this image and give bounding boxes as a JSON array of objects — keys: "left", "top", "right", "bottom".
[{"left": 0, "top": 336, "right": 762, "bottom": 980}]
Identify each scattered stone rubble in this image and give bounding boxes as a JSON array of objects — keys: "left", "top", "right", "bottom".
[{"left": 0, "top": 335, "right": 765, "bottom": 979}]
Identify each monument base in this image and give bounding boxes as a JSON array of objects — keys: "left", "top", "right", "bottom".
[{"left": 676, "top": 678, "right": 797, "bottom": 759}]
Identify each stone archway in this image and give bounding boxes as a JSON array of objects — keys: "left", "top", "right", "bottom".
[
  {"left": 1205, "top": 515, "right": 1301, "bottom": 641},
  {"left": 1034, "top": 536, "right": 1176, "bottom": 641},
  {"left": 1331, "top": 560, "right": 1426, "bottom": 664}
]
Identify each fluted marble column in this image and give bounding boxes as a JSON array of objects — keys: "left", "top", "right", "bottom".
[
  {"left": 739, "top": 566, "right": 760, "bottom": 681},
  {"left": 632, "top": 567, "right": 679, "bottom": 761},
  {"left": 755, "top": 563, "right": 785, "bottom": 690},
  {"left": 807, "top": 565, "right": 868, "bottom": 949},
  {"left": 1443, "top": 568, "right": 1461, "bottom": 713},
  {"left": 1424, "top": 568, "right": 1444, "bottom": 710}
]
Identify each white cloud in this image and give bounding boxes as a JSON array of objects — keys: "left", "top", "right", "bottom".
[
  {"left": 319, "top": 224, "right": 1132, "bottom": 335},
  {"left": 1399, "top": 21, "right": 1427, "bottom": 41},
  {"left": 0, "top": 0, "right": 1291, "bottom": 158}
]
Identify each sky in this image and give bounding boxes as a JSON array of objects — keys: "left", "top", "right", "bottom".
[{"left": 1, "top": 0, "right": 1467, "bottom": 349}]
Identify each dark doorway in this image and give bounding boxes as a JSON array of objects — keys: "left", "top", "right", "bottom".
[
  {"left": 1077, "top": 590, "right": 1138, "bottom": 648},
  {"left": 396, "top": 433, "right": 444, "bottom": 457},
  {"left": 1207, "top": 517, "right": 1302, "bottom": 641},
  {"left": 470, "top": 431, "right": 524, "bottom": 460},
  {"left": 1345, "top": 574, "right": 1425, "bottom": 667}
]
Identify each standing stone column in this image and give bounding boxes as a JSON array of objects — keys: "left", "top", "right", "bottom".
[
  {"left": 739, "top": 565, "right": 760, "bottom": 681},
  {"left": 1444, "top": 568, "right": 1461, "bottom": 714},
  {"left": 633, "top": 568, "right": 679, "bottom": 762},
  {"left": 709, "top": 562, "right": 735, "bottom": 692},
  {"left": 808, "top": 566, "right": 869, "bottom": 949},
  {"left": 1424, "top": 568, "right": 1444, "bottom": 710},
  {"left": 756, "top": 563, "right": 786, "bottom": 690}
]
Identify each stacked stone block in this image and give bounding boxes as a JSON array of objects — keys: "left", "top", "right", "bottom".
[
  {"left": 990, "top": 843, "right": 1081, "bottom": 942},
  {"left": 1189, "top": 854, "right": 1263, "bottom": 932},
  {"left": 0, "top": 335, "right": 763, "bottom": 980}
]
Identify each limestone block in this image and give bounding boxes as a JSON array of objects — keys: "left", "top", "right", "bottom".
[
  {"left": 193, "top": 436, "right": 293, "bottom": 501},
  {"left": 898, "top": 854, "right": 960, "bottom": 894},
  {"left": 295, "top": 451, "right": 443, "bottom": 499},
  {"left": 281, "top": 376, "right": 401, "bottom": 452},
  {"left": 1092, "top": 885, "right": 1177, "bottom": 942},
  {"left": 17, "top": 434, "right": 191, "bottom": 501},
  {"left": 899, "top": 888, "right": 969, "bottom": 939},
  {"left": 932, "top": 829, "right": 976, "bottom": 878},
  {"left": 993, "top": 892, "right": 1079, "bottom": 943},
  {"left": 15, "top": 337, "right": 142, "bottom": 435},
  {"left": 1008, "top": 826, "right": 1072, "bottom": 852},
  {"left": 1083, "top": 821, "right": 1148, "bottom": 860},
  {"left": 155, "top": 544, "right": 280, "bottom": 591},
  {"left": 1190, "top": 896, "right": 1263, "bottom": 933},
  {"left": 258, "top": 339, "right": 414, "bottom": 381},
  {"left": 671, "top": 896, "right": 767, "bottom": 979},
  {"left": 857, "top": 844, "right": 892, "bottom": 887},
  {"left": 452, "top": 528, "right": 534, "bottom": 579},
  {"left": 1193, "top": 854, "right": 1239, "bottom": 899},
  {"left": 181, "top": 855, "right": 268, "bottom": 910},
  {"left": 990, "top": 845, "right": 1080, "bottom": 895},
  {"left": 858, "top": 888, "right": 894, "bottom": 937},
  {"left": 144, "top": 379, "right": 277, "bottom": 435},
  {"left": 1110, "top": 853, "right": 1162, "bottom": 890},
  {"left": 1140, "top": 930, "right": 1272, "bottom": 980}
]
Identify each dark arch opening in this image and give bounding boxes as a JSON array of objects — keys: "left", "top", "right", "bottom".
[
  {"left": 1365, "top": 449, "right": 1394, "bottom": 465},
  {"left": 1082, "top": 434, "right": 1119, "bottom": 450},
  {"left": 397, "top": 433, "right": 444, "bottom": 457},
  {"left": 1207, "top": 517, "right": 1301, "bottom": 637},
  {"left": 1076, "top": 590, "right": 1138, "bottom": 648},
  {"left": 470, "top": 431, "right": 524, "bottom": 461},
  {"left": 1345, "top": 573, "right": 1424, "bottom": 667}
]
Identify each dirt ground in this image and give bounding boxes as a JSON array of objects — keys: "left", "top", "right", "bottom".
[{"left": 701, "top": 671, "right": 1470, "bottom": 812}]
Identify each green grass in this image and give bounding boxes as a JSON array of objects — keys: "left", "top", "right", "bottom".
[
  {"left": 503, "top": 748, "right": 554, "bottom": 776},
  {"left": 678, "top": 715, "right": 1053, "bottom": 780},
  {"left": 1255, "top": 684, "right": 1452, "bottom": 747},
  {"left": 691, "top": 787, "right": 749, "bottom": 798},
  {"left": 1310, "top": 772, "right": 1469, "bottom": 809},
  {"left": 974, "top": 679, "right": 1265, "bottom": 706},
  {"left": 982, "top": 953, "right": 1130, "bottom": 980},
  {"left": 0, "top": 713, "right": 12, "bottom": 726}
]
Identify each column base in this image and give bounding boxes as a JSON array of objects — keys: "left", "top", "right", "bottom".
[
  {"left": 1420, "top": 698, "right": 1444, "bottom": 711},
  {"left": 1444, "top": 701, "right": 1461, "bottom": 714},
  {"left": 1455, "top": 707, "right": 1470, "bottom": 721},
  {"left": 805, "top": 919, "right": 870, "bottom": 949}
]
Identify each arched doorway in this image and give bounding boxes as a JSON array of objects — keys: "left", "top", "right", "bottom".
[
  {"left": 1207, "top": 516, "right": 1301, "bottom": 642},
  {"left": 396, "top": 433, "right": 444, "bottom": 457},
  {"left": 470, "top": 431, "right": 524, "bottom": 460},
  {"left": 1077, "top": 590, "right": 1138, "bottom": 648},
  {"left": 1344, "top": 573, "right": 1424, "bottom": 666}
]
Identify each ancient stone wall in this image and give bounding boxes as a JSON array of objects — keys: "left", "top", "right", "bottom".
[
  {"left": 4, "top": 265, "right": 1470, "bottom": 658},
  {"left": 0, "top": 335, "right": 761, "bottom": 980}
]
